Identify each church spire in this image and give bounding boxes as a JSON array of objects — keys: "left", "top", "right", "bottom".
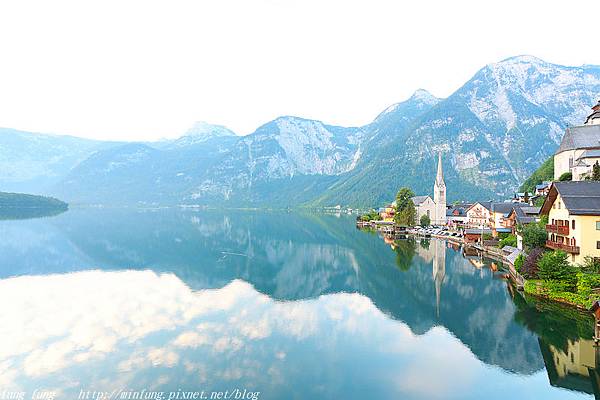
[{"left": 436, "top": 151, "right": 445, "bottom": 186}]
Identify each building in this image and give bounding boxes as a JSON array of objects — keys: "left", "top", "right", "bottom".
[
  {"left": 411, "top": 196, "right": 436, "bottom": 225},
  {"left": 535, "top": 181, "right": 551, "bottom": 196},
  {"left": 411, "top": 152, "right": 447, "bottom": 226},
  {"left": 466, "top": 202, "right": 492, "bottom": 228},
  {"left": 489, "top": 202, "right": 518, "bottom": 236},
  {"left": 554, "top": 101, "right": 600, "bottom": 181},
  {"left": 464, "top": 228, "right": 493, "bottom": 243},
  {"left": 446, "top": 205, "right": 469, "bottom": 227},
  {"left": 433, "top": 152, "right": 447, "bottom": 226},
  {"left": 540, "top": 181, "right": 600, "bottom": 264},
  {"left": 378, "top": 203, "right": 396, "bottom": 221},
  {"left": 505, "top": 204, "right": 541, "bottom": 250}
]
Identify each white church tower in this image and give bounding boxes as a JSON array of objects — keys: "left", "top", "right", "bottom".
[{"left": 433, "top": 152, "right": 447, "bottom": 225}]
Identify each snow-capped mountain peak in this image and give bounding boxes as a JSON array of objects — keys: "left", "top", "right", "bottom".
[{"left": 410, "top": 88, "right": 440, "bottom": 105}]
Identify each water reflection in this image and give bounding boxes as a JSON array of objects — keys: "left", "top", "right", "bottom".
[{"left": 0, "top": 208, "right": 597, "bottom": 399}]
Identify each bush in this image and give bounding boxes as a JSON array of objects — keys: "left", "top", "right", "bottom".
[
  {"left": 538, "top": 250, "right": 577, "bottom": 291},
  {"left": 498, "top": 234, "right": 517, "bottom": 248},
  {"left": 579, "top": 256, "right": 600, "bottom": 274},
  {"left": 420, "top": 214, "right": 431, "bottom": 227},
  {"left": 522, "top": 222, "right": 547, "bottom": 250},
  {"left": 522, "top": 247, "right": 544, "bottom": 278},
  {"left": 514, "top": 254, "right": 524, "bottom": 273},
  {"left": 559, "top": 172, "right": 572, "bottom": 181},
  {"left": 360, "top": 211, "right": 381, "bottom": 222},
  {"left": 576, "top": 272, "right": 600, "bottom": 297}
]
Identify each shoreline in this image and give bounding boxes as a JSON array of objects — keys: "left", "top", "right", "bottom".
[{"left": 359, "top": 221, "right": 592, "bottom": 312}]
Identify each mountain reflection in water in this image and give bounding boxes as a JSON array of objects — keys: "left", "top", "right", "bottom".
[{"left": 0, "top": 208, "right": 597, "bottom": 399}]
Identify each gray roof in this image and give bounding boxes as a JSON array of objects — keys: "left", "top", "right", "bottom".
[
  {"left": 552, "top": 181, "right": 600, "bottom": 215},
  {"left": 469, "top": 201, "right": 492, "bottom": 212},
  {"left": 465, "top": 228, "right": 493, "bottom": 235},
  {"left": 556, "top": 124, "right": 600, "bottom": 154},
  {"left": 577, "top": 149, "right": 600, "bottom": 160},
  {"left": 509, "top": 204, "right": 540, "bottom": 224},
  {"left": 411, "top": 195, "right": 431, "bottom": 205},
  {"left": 506, "top": 248, "right": 524, "bottom": 265},
  {"left": 491, "top": 202, "right": 516, "bottom": 215},
  {"left": 535, "top": 182, "right": 550, "bottom": 190},
  {"left": 446, "top": 206, "right": 467, "bottom": 217}
]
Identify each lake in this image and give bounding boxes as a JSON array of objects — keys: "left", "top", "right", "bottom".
[{"left": 0, "top": 208, "right": 597, "bottom": 400}]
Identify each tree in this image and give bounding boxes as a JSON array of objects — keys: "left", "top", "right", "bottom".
[
  {"left": 579, "top": 256, "right": 600, "bottom": 274},
  {"left": 394, "top": 187, "right": 416, "bottom": 226},
  {"left": 523, "top": 191, "right": 529, "bottom": 203},
  {"left": 521, "top": 221, "right": 547, "bottom": 250},
  {"left": 498, "top": 234, "right": 517, "bottom": 248},
  {"left": 514, "top": 254, "right": 524, "bottom": 273},
  {"left": 538, "top": 250, "right": 576, "bottom": 290},
  {"left": 559, "top": 172, "right": 572, "bottom": 181},
  {"left": 394, "top": 187, "right": 415, "bottom": 212},
  {"left": 522, "top": 247, "right": 544, "bottom": 278},
  {"left": 420, "top": 214, "right": 431, "bottom": 227},
  {"left": 534, "top": 196, "right": 546, "bottom": 207},
  {"left": 396, "top": 204, "right": 416, "bottom": 226},
  {"left": 593, "top": 161, "right": 600, "bottom": 181}
]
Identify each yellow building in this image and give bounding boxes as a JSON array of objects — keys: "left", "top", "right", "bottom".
[{"left": 540, "top": 181, "right": 600, "bottom": 264}]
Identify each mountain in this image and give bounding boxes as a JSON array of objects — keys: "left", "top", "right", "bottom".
[
  {"left": 0, "top": 128, "right": 116, "bottom": 193},
  {"left": 312, "top": 56, "right": 600, "bottom": 205},
  {"left": 519, "top": 156, "right": 554, "bottom": 194},
  {"left": 2, "top": 56, "right": 600, "bottom": 207},
  {"left": 154, "top": 121, "right": 236, "bottom": 149}
]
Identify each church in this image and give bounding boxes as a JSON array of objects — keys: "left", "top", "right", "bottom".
[{"left": 411, "top": 152, "right": 447, "bottom": 226}]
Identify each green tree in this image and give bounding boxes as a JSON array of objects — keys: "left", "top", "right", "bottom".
[
  {"left": 396, "top": 204, "right": 416, "bottom": 226},
  {"left": 498, "top": 234, "right": 517, "bottom": 248},
  {"left": 521, "top": 221, "right": 547, "bottom": 250},
  {"left": 559, "top": 172, "right": 572, "bottom": 181},
  {"left": 394, "top": 187, "right": 415, "bottom": 212},
  {"left": 534, "top": 196, "right": 546, "bottom": 207},
  {"left": 394, "top": 187, "right": 416, "bottom": 226},
  {"left": 514, "top": 254, "right": 524, "bottom": 273},
  {"left": 593, "top": 161, "right": 600, "bottom": 181},
  {"left": 538, "top": 250, "right": 576, "bottom": 290},
  {"left": 523, "top": 191, "right": 529, "bottom": 203},
  {"left": 420, "top": 214, "right": 431, "bottom": 227}
]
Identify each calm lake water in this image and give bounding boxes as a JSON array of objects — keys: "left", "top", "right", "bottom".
[{"left": 0, "top": 208, "right": 598, "bottom": 399}]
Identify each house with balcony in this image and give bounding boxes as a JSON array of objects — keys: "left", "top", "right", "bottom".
[
  {"left": 504, "top": 205, "right": 540, "bottom": 232},
  {"left": 489, "top": 202, "right": 518, "bottom": 237},
  {"left": 466, "top": 202, "right": 492, "bottom": 228},
  {"left": 540, "top": 181, "right": 600, "bottom": 264}
]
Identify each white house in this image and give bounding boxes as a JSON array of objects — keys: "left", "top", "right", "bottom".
[{"left": 554, "top": 100, "right": 600, "bottom": 181}]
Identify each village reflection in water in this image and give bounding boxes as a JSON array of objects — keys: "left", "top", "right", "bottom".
[
  {"left": 376, "top": 229, "right": 600, "bottom": 398},
  {"left": 0, "top": 208, "right": 598, "bottom": 399}
]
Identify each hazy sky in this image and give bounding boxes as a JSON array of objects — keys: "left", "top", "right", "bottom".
[{"left": 0, "top": 0, "right": 598, "bottom": 141}]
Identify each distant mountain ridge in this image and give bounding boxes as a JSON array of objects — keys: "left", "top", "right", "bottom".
[{"left": 1, "top": 55, "right": 599, "bottom": 207}]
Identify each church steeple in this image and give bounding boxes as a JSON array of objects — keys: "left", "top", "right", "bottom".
[
  {"left": 435, "top": 152, "right": 445, "bottom": 187},
  {"left": 433, "top": 151, "right": 447, "bottom": 225}
]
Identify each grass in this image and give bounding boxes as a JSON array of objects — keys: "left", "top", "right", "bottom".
[{"left": 524, "top": 279, "right": 594, "bottom": 309}]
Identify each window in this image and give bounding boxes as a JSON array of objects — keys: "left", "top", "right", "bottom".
[
  {"left": 597, "top": 241, "right": 600, "bottom": 250},
  {"left": 572, "top": 220, "right": 575, "bottom": 230},
  {"left": 596, "top": 221, "right": 600, "bottom": 230}
]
